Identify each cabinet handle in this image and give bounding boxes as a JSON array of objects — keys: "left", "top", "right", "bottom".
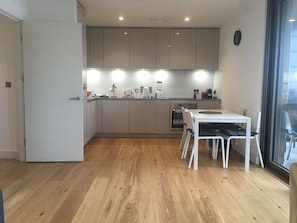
[{"left": 68, "top": 96, "right": 81, "bottom": 100}]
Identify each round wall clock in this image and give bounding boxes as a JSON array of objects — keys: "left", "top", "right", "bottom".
[{"left": 233, "top": 30, "right": 241, "bottom": 46}]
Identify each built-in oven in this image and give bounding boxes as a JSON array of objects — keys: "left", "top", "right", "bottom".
[{"left": 170, "top": 103, "right": 197, "bottom": 130}]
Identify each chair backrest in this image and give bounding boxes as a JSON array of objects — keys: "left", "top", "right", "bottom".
[
  {"left": 245, "top": 109, "right": 261, "bottom": 133},
  {"left": 183, "top": 110, "right": 194, "bottom": 131}
]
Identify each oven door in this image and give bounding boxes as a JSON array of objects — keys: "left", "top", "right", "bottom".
[{"left": 170, "top": 108, "right": 184, "bottom": 130}]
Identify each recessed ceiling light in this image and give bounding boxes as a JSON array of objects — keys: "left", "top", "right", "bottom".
[
  {"left": 119, "top": 16, "right": 124, "bottom": 21},
  {"left": 185, "top": 17, "right": 190, "bottom": 22},
  {"left": 176, "top": 32, "right": 180, "bottom": 35},
  {"left": 289, "top": 18, "right": 296, "bottom": 22}
]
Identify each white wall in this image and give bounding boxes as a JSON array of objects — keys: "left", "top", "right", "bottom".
[
  {"left": 0, "top": 15, "right": 19, "bottom": 158},
  {"left": 26, "top": 0, "right": 77, "bottom": 22},
  {"left": 219, "top": 0, "right": 267, "bottom": 163}
]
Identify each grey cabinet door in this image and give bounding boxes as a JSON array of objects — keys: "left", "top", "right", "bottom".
[
  {"left": 156, "top": 29, "right": 170, "bottom": 69},
  {"left": 87, "top": 27, "right": 103, "bottom": 68},
  {"left": 196, "top": 28, "right": 220, "bottom": 70},
  {"left": 169, "top": 29, "right": 196, "bottom": 69},
  {"left": 96, "top": 100, "right": 102, "bottom": 132},
  {"left": 130, "top": 28, "right": 156, "bottom": 68},
  {"left": 129, "top": 100, "right": 156, "bottom": 133},
  {"left": 101, "top": 100, "right": 129, "bottom": 133},
  {"left": 197, "top": 100, "right": 221, "bottom": 109},
  {"left": 156, "top": 100, "right": 170, "bottom": 133},
  {"left": 103, "top": 28, "right": 130, "bottom": 68}
]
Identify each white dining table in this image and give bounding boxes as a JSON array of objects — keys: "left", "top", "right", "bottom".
[{"left": 189, "top": 109, "right": 251, "bottom": 171}]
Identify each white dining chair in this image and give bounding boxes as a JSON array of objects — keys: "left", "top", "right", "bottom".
[
  {"left": 181, "top": 110, "right": 226, "bottom": 168},
  {"left": 178, "top": 107, "right": 187, "bottom": 151},
  {"left": 220, "top": 109, "right": 264, "bottom": 168}
]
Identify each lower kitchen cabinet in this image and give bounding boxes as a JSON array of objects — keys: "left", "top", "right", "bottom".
[
  {"left": 156, "top": 100, "right": 170, "bottom": 133},
  {"left": 97, "top": 99, "right": 220, "bottom": 135},
  {"left": 101, "top": 100, "right": 129, "bottom": 133},
  {"left": 84, "top": 99, "right": 97, "bottom": 145},
  {"left": 96, "top": 100, "right": 102, "bottom": 132},
  {"left": 197, "top": 100, "right": 221, "bottom": 109},
  {"left": 129, "top": 100, "right": 156, "bottom": 133}
]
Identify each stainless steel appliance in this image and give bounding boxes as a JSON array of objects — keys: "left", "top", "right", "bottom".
[{"left": 170, "top": 103, "right": 197, "bottom": 130}]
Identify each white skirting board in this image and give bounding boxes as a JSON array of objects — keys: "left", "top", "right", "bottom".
[{"left": 0, "top": 150, "right": 18, "bottom": 159}]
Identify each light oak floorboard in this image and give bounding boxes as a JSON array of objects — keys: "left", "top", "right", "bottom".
[{"left": 0, "top": 138, "right": 289, "bottom": 223}]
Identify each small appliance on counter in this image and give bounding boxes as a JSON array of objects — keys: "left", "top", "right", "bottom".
[
  {"left": 155, "top": 81, "right": 164, "bottom": 99},
  {"left": 122, "top": 88, "right": 134, "bottom": 98},
  {"left": 193, "top": 89, "right": 200, "bottom": 99},
  {"left": 140, "top": 86, "right": 153, "bottom": 98},
  {"left": 207, "top": 89, "right": 213, "bottom": 99}
]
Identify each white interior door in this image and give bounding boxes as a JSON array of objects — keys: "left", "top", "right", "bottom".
[{"left": 22, "top": 21, "right": 83, "bottom": 162}]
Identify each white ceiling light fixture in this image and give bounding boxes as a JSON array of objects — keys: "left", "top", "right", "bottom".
[
  {"left": 119, "top": 16, "right": 124, "bottom": 21},
  {"left": 185, "top": 17, "right": 190, "bottom": 22}
]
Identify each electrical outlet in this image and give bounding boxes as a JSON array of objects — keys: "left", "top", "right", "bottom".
[{"left": 5, "top": 82, "right": 12, "bottom": 88}]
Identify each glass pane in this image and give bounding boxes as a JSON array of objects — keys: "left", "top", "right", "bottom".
[{"left": 273, "top": 0, "right": 297, "bottom": 170}]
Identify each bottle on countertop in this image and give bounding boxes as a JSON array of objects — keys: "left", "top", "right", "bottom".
[{"left": 196, "top": 89, "right": 200, "bottom": 99}]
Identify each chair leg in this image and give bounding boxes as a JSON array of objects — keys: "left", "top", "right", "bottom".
[
  {"left": 188, "top": 143, "right": 195, "bottom": 168},
  {"left": 178, "top": 126, "right": 187, "bottom": 150},
  {"left": 221, "top": 139, "right": 226, "bottom": 168},
  {"left": 181, "top": 133, "right": 191, "bottom": 159},
  {"left": 255, "top": 136, "right": 264, "bottom": 168},
  {"left": 225, "top": 138, "right": 231, "bottom": 168},
  {"left": 212, "top": 139, "right": 218, "bottom": 159}
]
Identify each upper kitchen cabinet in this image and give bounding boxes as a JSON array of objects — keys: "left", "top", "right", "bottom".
[
  {"left": 104, "top": 28, "right": 130, "bottom": 68},
  {"left": 87, "top": 27, "right": 103, "bottom": 68},
  {"left": 196, "top": 28, "right": 220, "bottom": 70},
  {"left": 130, "top": 28, "right": 156, "bottom": 69},
  {"left": 169, "top": 29, "right": 196, "bottom": 69},
  {"left": 156, "top": 29, "right": 170, "bottom": 69}
]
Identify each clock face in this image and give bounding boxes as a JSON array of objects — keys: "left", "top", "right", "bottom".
[{"left": 233, "top": 30, "right": 241, "bottom": 46}]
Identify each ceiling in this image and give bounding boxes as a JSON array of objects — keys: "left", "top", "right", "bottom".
[{"left": 79, "top": 0, "right": 252, "bottom": 28}]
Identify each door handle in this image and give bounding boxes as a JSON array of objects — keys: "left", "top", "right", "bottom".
[{"left": 68, "top": 96, "right": 81, "bottom": 100}]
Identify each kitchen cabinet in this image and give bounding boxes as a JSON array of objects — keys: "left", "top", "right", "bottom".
[
  {"left": 197, "top": 100, "right": 221, "bottom": 109},
  {"left": 130, "top": 28, "right": 156, "bottom": 68},
  {"left": 86, "top": 27, "right": 220, "bottom": 69},
  {"left": 101, "top": 100, "right": 129, "bottom": 133},
  {"left": 196, "top": 28, "right": 219, "bottom": 70},
  {"left": 169, "top": 29, "right": 196, "bottom": 69},
  {"left": 129, "top": 100, "right": 156, "bottom": 133},
  {"left": 156, "top": 100, "right": 170, "bottom": 133},
  {"left": 96, "top": 100, "right": 102, "bottom": 132},
  {"left": 103, "top": 28, "right": 130, "bottom": 68},
  {"left": 156, "top": 29, "right": 170, "bottom": 68},
  {"left": 84, "top": 100, "right": 97, "bottom": 145},
  {"left": 87, "top": 27, "right": 103, "bottom": 68}
]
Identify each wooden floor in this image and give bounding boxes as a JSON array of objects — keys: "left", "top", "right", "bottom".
[{"left": 0, "top": 138, "right": 289, "bottom": 223}]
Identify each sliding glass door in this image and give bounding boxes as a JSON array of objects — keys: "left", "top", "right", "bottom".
[{"left": 263, "top": 0, "right": 297, "bottom": 181}]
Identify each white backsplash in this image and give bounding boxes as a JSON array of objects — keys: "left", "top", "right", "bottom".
[{"left": 87, "top": 68, "right": 222, "bottom": 99}]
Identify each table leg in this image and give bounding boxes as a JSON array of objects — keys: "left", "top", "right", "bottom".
[
  {"left": 245, "top": 118, "right": 251, "bottom": 171},
  {"left": 194, "top": 119, "right": 199, "bottom": 170}
]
